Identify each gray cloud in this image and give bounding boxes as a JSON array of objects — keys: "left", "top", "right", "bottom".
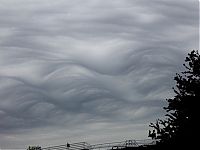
[{"left": 0, "top": 0, "right": 198, "bottom": 149}]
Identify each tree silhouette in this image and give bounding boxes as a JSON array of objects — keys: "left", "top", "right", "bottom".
[{"left": 149, "top": 50, "right": 199, "bottom": 149}]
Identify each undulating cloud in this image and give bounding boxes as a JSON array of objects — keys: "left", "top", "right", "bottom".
[{"left": 0, "top": 0, "right": 198, "bottom": 149}]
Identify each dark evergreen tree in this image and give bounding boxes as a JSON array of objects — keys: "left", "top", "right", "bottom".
[{"left": 149, "top": 50, "right": 199, "bottom": 149}]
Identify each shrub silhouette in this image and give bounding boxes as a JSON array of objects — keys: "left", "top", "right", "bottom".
[{"left": 149, "top": 50, "right": 199, "bottom": 149}]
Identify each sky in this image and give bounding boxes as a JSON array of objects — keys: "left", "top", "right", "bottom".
[{"left": 0, "top": 0, "right": 199, "bottom": 149}]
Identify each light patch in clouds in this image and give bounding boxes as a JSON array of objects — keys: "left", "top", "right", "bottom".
[{"left": 0, "top": 0, "right": 199, "bottom": 149}]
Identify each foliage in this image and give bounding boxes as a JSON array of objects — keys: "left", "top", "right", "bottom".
[{"left": 149, "top": 50, "right": 199, "bottom": 148}]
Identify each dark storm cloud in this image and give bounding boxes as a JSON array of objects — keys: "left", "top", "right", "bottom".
[{"left": 0, "top": 0, "right": 198, "bottom": 148}]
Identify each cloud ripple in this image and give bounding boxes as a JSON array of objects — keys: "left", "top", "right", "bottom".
[{"left": 0, "top": 0, "right": 198, "bottom": 148}]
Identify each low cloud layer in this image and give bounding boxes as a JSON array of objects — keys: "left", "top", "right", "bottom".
[{"left": 0, "top": 0, "right": 198, "bottom": 149}]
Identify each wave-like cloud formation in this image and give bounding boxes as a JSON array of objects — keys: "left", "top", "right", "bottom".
[{"left": 0, "top": 0, "right": 198, "bottom": 148}]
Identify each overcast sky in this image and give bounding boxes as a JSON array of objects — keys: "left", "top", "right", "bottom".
[{"left": 0, "top": 0, "right": 199, "bottom": 149}]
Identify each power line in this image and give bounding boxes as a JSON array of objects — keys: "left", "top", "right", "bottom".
[{"left": 41, "top": 139, "right": 159, "bottom": 150}]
